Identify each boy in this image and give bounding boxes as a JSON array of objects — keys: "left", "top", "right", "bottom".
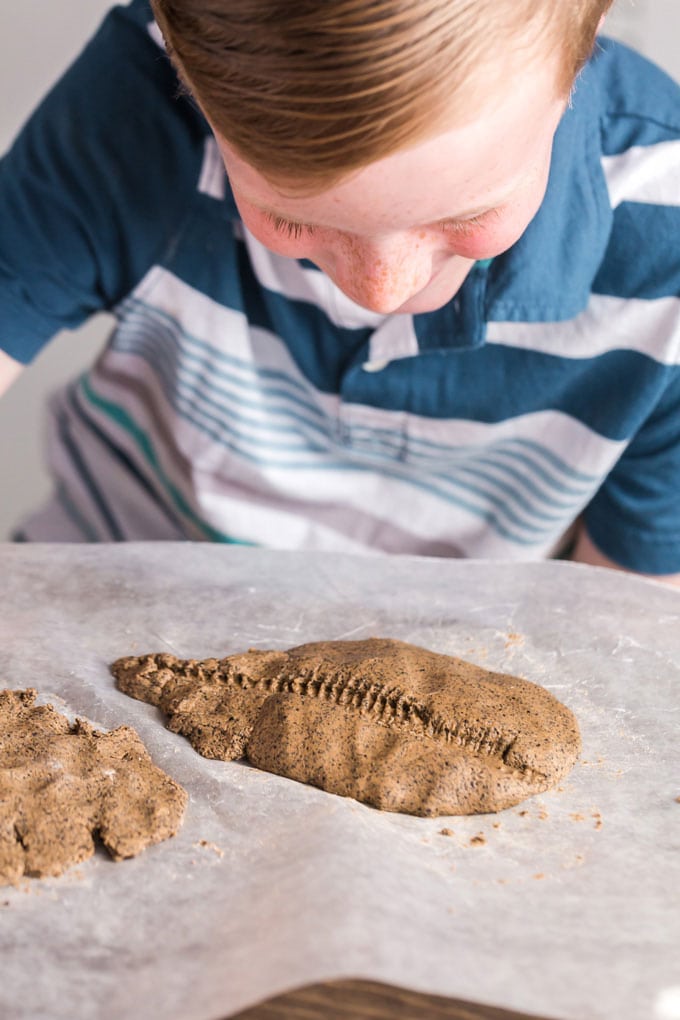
[{"left": 1, "top": 0, "right": 679, "bottom": 583}]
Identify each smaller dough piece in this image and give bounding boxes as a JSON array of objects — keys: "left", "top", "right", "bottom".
[
  {"left": 112, "top": 638, "right": 581, "bottom": 817},
  {"left": 0, "top": 689, "right": 187, "bottom": 885}
]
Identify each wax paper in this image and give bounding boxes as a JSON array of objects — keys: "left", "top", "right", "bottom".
[{"left": 0, "top": 544, "right": 678, "bottom": 1020}]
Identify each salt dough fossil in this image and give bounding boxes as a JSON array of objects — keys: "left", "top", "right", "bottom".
[
  {"left": 0, "top": 689, "right": 187, "bottom": 885},
  {"left": 112, "top": 638, "right": 581, "bottom": 816}
]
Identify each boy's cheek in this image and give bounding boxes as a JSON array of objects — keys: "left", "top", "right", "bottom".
[{"left": 449, "top": 219, "right": 531, "bottom": 262}]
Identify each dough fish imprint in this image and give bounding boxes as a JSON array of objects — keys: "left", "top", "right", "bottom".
[{"left": 111, "top": 637, "right": 581, "bottom": 816}]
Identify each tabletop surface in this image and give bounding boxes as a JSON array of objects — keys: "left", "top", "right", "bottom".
[{"left": 0, "top": 544, "right": 678, "bottom": 1020}]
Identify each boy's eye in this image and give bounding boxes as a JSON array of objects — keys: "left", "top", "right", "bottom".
[
  {"left": 442, "top": 214, "right": 485, "bottom": 233},
  {"left": 439, "top": 208, "right": 500, "bottom": 234},
  {"left": 262, "top": 207, "right": 500, "bottom": 240},
  {"left": 265, "top": 213, "right": 315, "bottom": 239}
]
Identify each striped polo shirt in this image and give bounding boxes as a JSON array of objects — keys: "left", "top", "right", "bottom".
[{"left": 1, "top": 0, "right": 680, "bottom": 571}]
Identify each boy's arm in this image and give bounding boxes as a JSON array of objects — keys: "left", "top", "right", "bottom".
[
  {"left": 0, "top": 350, "right": 23, "bottom": 398},
  {"left": 572, "top": 526, "right": 680, "bottom": 588},
  {"left": 0, "top": 2, "right": 204, "bottom": 374}
]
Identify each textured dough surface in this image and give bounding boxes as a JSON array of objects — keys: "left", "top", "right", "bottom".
[
  {"left": 0, "top": 689, "right": 187, "bottom": 885},
  {"left": 112, "top": 638, "right": 581, "bottom": 817}
]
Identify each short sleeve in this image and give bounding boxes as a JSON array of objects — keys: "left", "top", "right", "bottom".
[
  {"left": 0, "top": 0, "right": 206, "bottom": 363},
  {"left": 584, "top": 367, "right": 680, "bottom": 574}
]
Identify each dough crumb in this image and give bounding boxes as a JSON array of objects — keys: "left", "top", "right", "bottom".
[{"left": 195, "top": 840, "right": 224, "bottom": 858}]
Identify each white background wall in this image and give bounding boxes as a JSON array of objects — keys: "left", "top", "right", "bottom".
[
  {"left": 0, "top": 0, "right": 114, "bottom": 539},
  {"left": 1, "top": 0, "right": 679, "bottom": 538}
]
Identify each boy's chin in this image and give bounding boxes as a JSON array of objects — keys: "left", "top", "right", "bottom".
[
  {"left": 392, "top": 291, "right": 454, "bottom": 315},
  {"left": 391, "top": 265, "right": 476, "bottom": 316}
]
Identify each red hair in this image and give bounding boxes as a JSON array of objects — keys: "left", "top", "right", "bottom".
[{"left": 152, "top": 0, "right": 613, "bottom": 189}]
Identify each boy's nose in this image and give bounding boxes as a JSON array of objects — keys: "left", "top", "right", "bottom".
[{"left": 332, "top": 235, "right": 433, "bottom": 314}]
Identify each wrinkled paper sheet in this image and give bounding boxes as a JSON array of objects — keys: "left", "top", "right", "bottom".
[{"left": 0, "top": 544, "right": 678, "bottom": 1020}]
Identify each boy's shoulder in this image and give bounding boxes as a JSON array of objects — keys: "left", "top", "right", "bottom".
[
  {"left": 104, "top": 0, "right": 170, "bottom": 60},
  {"left": 486, "top": 39, "right": 679, "bottom": 325},
  {"left": 591, "top": 37, "right": 680, "bottom": 149},
  {"left": 116, "top": 0, "right": 156, "bottom": 28}
]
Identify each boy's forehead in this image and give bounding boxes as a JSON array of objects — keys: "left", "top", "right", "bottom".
[{"left": 215, "top": 53, "right": 567, "bottom": 229}]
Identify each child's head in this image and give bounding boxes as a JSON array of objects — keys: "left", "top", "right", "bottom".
[
  {"left": 152, "top": 0, "right": 612, "bottom": 191},
  {"left": 151, "top": 0, "right": 613, "bottom": 314}
]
